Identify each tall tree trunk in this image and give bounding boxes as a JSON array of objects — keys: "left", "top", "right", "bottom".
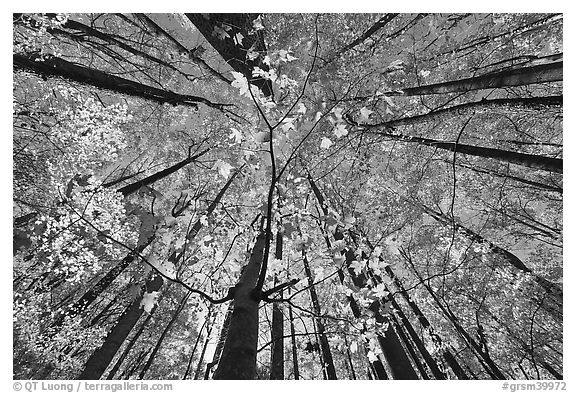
[
  {"left": 106, "top": 291, "right": 164, "bottom": 379},
  {"left": 13, "top": 53, "right": 227, "bottom": 110},
  {"left": 383, "top": 265, "right": 469, "bottom": 379},
  {"left": 419, "top": 203, "right": 562, "bottom": 303},
  {"left": 203, "top": 302, "right": 233, "bottom": 379},
  {"left": 117, "top": 149, "right": 209, "bottom": 196},
  {"left": 363, "top": 128, "right": 562, "bottom": 173},
  {"left": 185, "top": 14, "right": 274, "bottom": 97},
  {"left": 430, "top": 14, "right": 562, "bottom": 62},
  {"left": 376, "top": 322, "right": 419, "bottom": 379},
  {"left": 392, "top": 61, "right": 562, "bottom": 96},
  {"left": 342, "top": 334, "right": 357, "bottom": 379},
  {"left": 327, "top": 14, "right": 398, "bottom": 64},
  {"left": 212, "top": 231, "right": 266, "bottom": 379},
  {"left": 402, "top": 252, "right": 507, "bottom": 379},
  {"left": 193, "top": 328, "right": 214, "bottom": 380},
  {"left": 269, "top": 230, "right": 285, "bottom": 380},
  {"left": 77, "top": 274, "right": 164, "bottom": 380},
  {"left": 387, "top": 311, "right": 430, "bottom": 379},
  {"left": 387, "top": 288, "right": 446, "bottom": 379},
  {"left": 302, "top": 251, "right": 338, "bottom": 380},
  {"left": 132, "top": 13, "right": 230, "bottom": 84},
  {"left": 51, "top": 239, "right": 153, "bottom": 331},
  {"left": 308, "top": 173, "right": 418, "bottom": 379},
  {"left": 287, "top": 278, "right": 300, "bottom": 380},
  {"left": 445, "top": 160, "right": 562, "bottom": 193},
  {"left": 138, "top": 292, "right": 190, "bottom": 379},
  {"left": 47, "top": 18, "right": 198, "bottom": 83},
  {"left": 380, "top": 95, "right": 562, "bottom": 129},
  {"left": 464, "top": 292, "right": 562, "bottom": 380},
  {"left": 308, "top": 173, "right": 416, "bottom": 379},
  {"left": 182, "top": 307, "right": 212, "bottom": 380}
]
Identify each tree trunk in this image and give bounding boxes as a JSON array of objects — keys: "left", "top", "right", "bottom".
[
  {"left": 212, "top": 231, "right": 266, "bottom": 380},
  {"left": 430, "top": 14, "right": 561, "bottom": 62},
  {"left": 445, "top": 160, "right": 562, "bottom": 193},
  {"left": 117, "top": 149, "right": 209, "bottom": 196},
  {"left": 77, "top": 274, "right": 164, "bottom": 380},
  {"left": 287, "top": 298, "right": 300, "bottom": 379},
  {"left": 308, "top": 173, "right": 415, "bottom": 379},
  {"left": 269, "top": 230, "right": 285, "bottom": 380},
  {"left": 138, "top": 292, "right": 190, "bottom": 379},
  {"left": 302, "top": 251, "right": 338, "bottom": 380},
  {"left": 394, "top": 61, "right": 562, "bottom": 96},
  {"left": 106, "top": 292, "right": 162, "bottom": 379},
  {"left": 13, "top": 53, "right": 227, "bottom": 110},
  {"left": 182, "top": 307, "right": 212, "bottom": 379},
  {"left": 420, "top": 203, "right": 562, "bottom": 304},
  {"left": 51, "top": 240, "right": 153, "bottom": 331},
  {"left": 364, "top": 129, "right": 562, "bottom": 173},
  {"left": 402, "top": 252, "right": 507, "bottom": 379},
  {"left": 185, "top": 14, "right": 274, "bottom": 98},
  {"left": 203, "top": 302, "right": 233, "bottom": 379},
  {"left": 388, "top": 313, "right": 430, "bottom": 380},
  {"left": 387, "top": 289, "right": 446, "bottom": 379},
  {"left": 193, "top": 329, "right": 214, "bottom": 380},
  {"left": 342, "top": 334, "right": 357, "bottom": 379},
  {"left": 383, "top": 265, "right": 469, "bottom": 379},
  {"left": 327, "top": 14, "right": 398, "bottom": 64},
  {"left": 132, "top": 13, "right": 231, "bottom": 84},
  {"left": 382, "top": 95, "right": 562, "bottom": 129}
]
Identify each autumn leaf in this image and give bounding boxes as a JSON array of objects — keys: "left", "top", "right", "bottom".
[
  {"left": 231, "top": 71, "right": 250, "bottom": 97},
  {"left": 140, "top": 290, "right": 160, "bottom": 313},
  {"left": 212, "top": 24, "right": 231, "bottom": 40},
  {"left": 333, "top": 123, "right": 348, "bottom": 138},
  {"left": 320, "top": 137, "right": 333, "bottom": 149},
  {"left": 229, "top": 128, "right": 242, "bottom": 144},
  {"left": 358, "top": 107, "right": 373, "bottom": 123},
  {"left": 213, "top": 159, "right": 234, "bottom": 178}
]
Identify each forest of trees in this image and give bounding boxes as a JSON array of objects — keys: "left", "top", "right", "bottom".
[{"left": 13, "top": 13, "right": 563, "bottom": 380}]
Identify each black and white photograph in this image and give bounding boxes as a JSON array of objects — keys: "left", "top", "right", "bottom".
[{"left": 12, "top": 12, "right": 564, "bottom": 384}]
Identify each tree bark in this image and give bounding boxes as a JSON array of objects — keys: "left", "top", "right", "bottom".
[
  {"left": 402, "top": 252, "right": 507, "bottom": 379},
  {"left": 182, "top": 307, "right": 211, "bottom": 379},
  {"left": 203, "top": 302, "right": 233, "bottom": 379},
  {"left": 392, "top": 61, "right": 562, "bottom": 96},
  {"left": 383, "top": 265, "right": 469, "bottom": 379},
  {"left": 302, "top": 251, "right": 338, "bottom": 380},
  {"left": 287, "top": 287, "right": 300, "bottom": 380},
  {"left": 364, "top": 129, "right": 562, "bottom": 173},
  {"left": 51, "top": 240, "right": 153, "bottom": 332},
  {"left": 13, "top": 53, "right": 228, "bottom": 110},
  {"left": 106, "top": 292, "right": 162, "bottom": 379},
  {"left": 445, "top": 160, "right": 562, "bottom": 193},
  {"left": 138, "top": 292, "right": 190, "bottom": 379},
  {"left": 77, "top": 274, "right": 164, "bottom": 380},
  {"left": 185, "top": 14, "right": 274, "bottom": 98},
  {"left": 420, "top": 203, "right": 562, "bottom": 304},
  {"left": 212, "top": 231, "right": 266, "bottom": 379},
  {"left": 117, "top": 149, "right": 209, "bottom": 196},
  {"left": 327, "top": 14, "right": 398, "bottom": 64},
  {"left": 269, "top": 230, "right": 285, "bottom": 380},
  {"left": 380, "top": 95, "right": 562, "bottom": 129}
]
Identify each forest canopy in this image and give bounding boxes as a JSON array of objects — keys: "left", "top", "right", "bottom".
[{"left": 12, "top": 13, "right": 563, "bottom": 381}]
